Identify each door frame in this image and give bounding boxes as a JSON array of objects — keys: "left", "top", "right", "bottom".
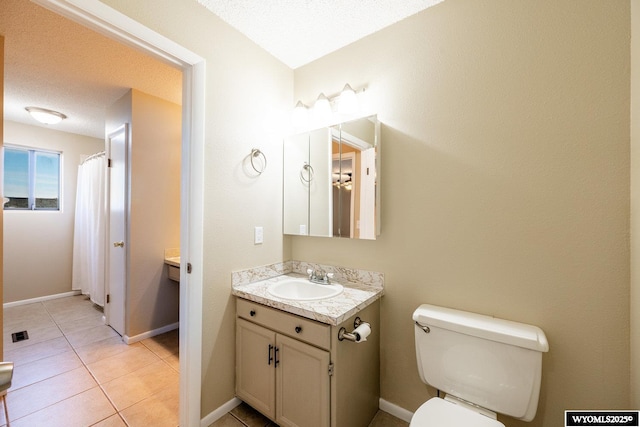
[{"left": 31, "top": 1, "right": 206, "bottom": 426}]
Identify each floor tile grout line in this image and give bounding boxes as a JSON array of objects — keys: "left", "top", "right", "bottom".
[
  {"left": 4, "top": 301, "right": 88, "bottom": 398},
  {"left": 3, "top": 301, "right": 60, "bottom": 352},
  {"left": 60, "top": 298, "right": 176, "bottom": 425},
  {"left": 89, "top": 411, "right": 129, "bottom": 427},
  {"left": 7, "top": 381, "right": 108, "bottom": 425},
  {"left": 229, "top": 411, "right": 251, "bottom": 427},
  {"left": 5, "top": 296, "right": 181, "bottom": 427},
  {"left": 39, "top": 297, "right": 124, "bottom": 424}
]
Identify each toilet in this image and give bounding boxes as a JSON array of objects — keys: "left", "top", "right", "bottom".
[{"left": 411, "top": 304, "right": 549, "bottom": 426}]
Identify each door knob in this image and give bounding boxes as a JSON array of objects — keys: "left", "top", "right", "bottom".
[{"left": 113, "top": 241, "right": 124, "bottom": 248}]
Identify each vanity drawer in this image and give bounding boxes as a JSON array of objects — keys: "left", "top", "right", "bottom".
[{"left": 237, "top": 299, "right": 330, "bottom": 350}]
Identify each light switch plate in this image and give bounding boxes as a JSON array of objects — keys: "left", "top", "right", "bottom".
[{"left": 254, "top": 226, "right": 264, "bottom": 244}]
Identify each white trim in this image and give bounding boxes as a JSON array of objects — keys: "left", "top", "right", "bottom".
[
  {"left": 3, "top": 290, "right": 81, "bottom": 308},
  {"left": 123, "top": 322, "right": 179, "bottom": 344},
  {"left": 32, "top": 2, "right": 206, "bottom": 426},
  {"left": 180, "top": 60, "right": 206, "bottom": 427},
  {"left": 379, "top": 398, "right": 414, "bottom": 423},
  {"left": 330, "top": 127, "right": 372, "bottom": 151},
  {"left": 31, "top": 0, "right": 200, "bottom": 68},
  {"left": 200, "top": 397, "right": 242, "bottom": 427}
]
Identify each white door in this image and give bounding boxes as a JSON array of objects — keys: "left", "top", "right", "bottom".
[{"left": 106, "top": 124, "right": 128, "bottom": 336}]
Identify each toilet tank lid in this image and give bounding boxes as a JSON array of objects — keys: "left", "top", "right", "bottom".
[{"left": 413, "top": 304, "right": 549, "bottom": 352}]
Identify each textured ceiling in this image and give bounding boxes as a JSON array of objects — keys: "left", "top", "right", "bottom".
[
  {"left": 197, "top": 0, "right": 446, "bottom": 69},
  {"left": 0, "top": 0, "right": 182, "bottom": 139},
  {"left": 1, "top": 0, "right": 444, "bottom": 139}
]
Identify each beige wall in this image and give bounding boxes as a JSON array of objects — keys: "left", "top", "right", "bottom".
[
  {"left": 631, "top": 0, "right": 640, "bottom": 408},
  {"left": 99, "top": 0, "right": 293, "bottom": 416},
  {"left": 292, "top": 1, "right": 630, "bottom": 426},
  {"left": 1, "top": 35, "right": 4, "bottom": 358},
  {"left": 130, "top": 89, "right": 181, "bottom": 336},
  {"left": 3, "top": 121, "right": 104, "bottom": 303},
  {"left": 98, "top": 0, "right": 632, "bottom": 424},
  {"left": 107, "top": 89, "right": 182, "bottom": 337}
]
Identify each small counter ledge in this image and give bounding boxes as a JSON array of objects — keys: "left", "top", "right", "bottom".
[
  {"left": 165, "top": 256, "right": 180, "bottom": 267},
  {"left": 231, "top": 261, "right": 384, "bottom": 326},
  {"left": 164, "top": 247, "right": 180, "bottom": 267},
  {"left": 164, "top": 248, "right": 180, "bottom": 282}
]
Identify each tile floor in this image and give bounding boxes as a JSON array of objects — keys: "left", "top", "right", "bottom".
[
  {"left": 208, "top": 401, "right": 409, "bottom": 427},
  {"left": 2, "top": 295, "right": 179, "bottom": 427},
  {"left": 3, "top": 294, "right": 408, "bottom": 427}
]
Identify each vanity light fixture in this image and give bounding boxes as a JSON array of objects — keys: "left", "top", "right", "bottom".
[
  {"left": 337, "top": 84, "right": 358, "bottom": 114},
  {"left": 292, "top": 100, "right": 309, "bottom": 127},
  {"left": 292, "top": 83, "right": 366, "bottom": 128},
  {"left": 25, "top": 107, "right": 67, "bottom": 125},
  {"left": 313, "top": 93, "right": 332, "bottom": 123}
]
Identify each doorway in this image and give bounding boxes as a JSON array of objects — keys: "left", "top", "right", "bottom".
[{"left": 30, "top": 1, "right": 205, "bottom": 426}]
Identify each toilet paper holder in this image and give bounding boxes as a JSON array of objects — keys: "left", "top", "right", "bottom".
[{"left": 338, "top": 317, "right": 371, "bottom": 342}]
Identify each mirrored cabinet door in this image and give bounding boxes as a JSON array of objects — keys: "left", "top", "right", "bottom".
[
  {"left": 283, "top": 132, "right": 310, "bottom": 235},
  {"left": 308, "top": 127, "right": 333, "bottom": 237},
  {"left": 283, "top": 115, "right": 380, "bottom": 240}
]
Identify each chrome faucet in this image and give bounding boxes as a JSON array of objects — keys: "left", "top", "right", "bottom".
[{"left": 307, "top": 268, "right": 334, "bottom": 285}]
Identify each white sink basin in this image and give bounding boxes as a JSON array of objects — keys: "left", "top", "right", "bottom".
[{"left": 267, "top": 278, "right": 343, "bottom": 301}]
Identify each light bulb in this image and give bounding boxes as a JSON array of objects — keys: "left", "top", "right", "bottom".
[
  {"left": 338, "top": 84, "right": 358, "bottom": 114},
  {"left": 313, "top": 93, "right": 332, "bottom": 124},
  {"left": 292, "top": 101, "right": 308, "bottom": 127}
]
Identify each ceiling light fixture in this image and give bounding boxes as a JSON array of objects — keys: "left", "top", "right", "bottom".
[{"left": 25, "top": 107, "right": 67, "bottom": 125}]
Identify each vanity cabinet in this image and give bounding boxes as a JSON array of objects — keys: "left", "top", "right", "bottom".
[
  {"left": 167, "top": 265, "right": 180, "bottom": 282},
  {"left": 237, "top": 318, "right": 330, "bottom": 426},
  {"left": 236, "top": 298, "right": 380, "bottom": 427}
]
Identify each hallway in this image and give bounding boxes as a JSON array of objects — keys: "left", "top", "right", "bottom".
[{"left": 2, "top": 295, "right": 179, "bottom": 426}]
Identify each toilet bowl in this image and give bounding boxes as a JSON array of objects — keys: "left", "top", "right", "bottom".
[{"left": 409, "top": 397, "right": 504, "bottom": 427}]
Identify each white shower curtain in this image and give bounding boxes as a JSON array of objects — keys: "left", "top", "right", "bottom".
[{"left": 72, "top": 153, "right": 106, "bottom": 306}]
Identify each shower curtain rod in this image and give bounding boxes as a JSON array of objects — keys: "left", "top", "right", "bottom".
[{"left": 81, "top": 151, "right": 106, "bottom": 165}]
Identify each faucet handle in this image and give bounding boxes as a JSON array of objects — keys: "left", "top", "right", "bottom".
[
  {"left": 326, "top": 273, "right": 334, "bottom": 279},
  {"left": 306, "top": 268, "right": 314, "bottom": 276}
]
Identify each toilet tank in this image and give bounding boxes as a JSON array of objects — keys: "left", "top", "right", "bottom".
[{"left": 413, "top": 304, "right": 549, "bottom": 422}]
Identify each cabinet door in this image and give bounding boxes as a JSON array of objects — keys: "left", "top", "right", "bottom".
[
  {"left": 276, "top": 334, "right": 330, "bottom": 427},
  {"left": 236, "top": 318, "right": 276, "bottom": 419}
]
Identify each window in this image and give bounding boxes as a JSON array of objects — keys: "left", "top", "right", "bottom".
[{"left": 3, "top": 146, "right": 61, "bottom": 210}]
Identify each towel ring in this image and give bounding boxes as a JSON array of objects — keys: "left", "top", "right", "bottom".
[
  {"left": 250, "top": 149, "right": 267, "bottom": 174},
  {"left": 300, "top": 163, "right": 314, "bottom": 183}
]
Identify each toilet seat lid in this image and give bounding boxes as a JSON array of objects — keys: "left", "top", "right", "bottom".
[{"left": 410, "top": 398, "right": 505, "bottom": 427}]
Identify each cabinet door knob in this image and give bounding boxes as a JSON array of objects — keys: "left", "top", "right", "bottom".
[
  {"left": 295, "top": 326, "right": 302, "bottom": 334},
  {"left": 250, "top": 310, "right": 256, "bottom": 317}
]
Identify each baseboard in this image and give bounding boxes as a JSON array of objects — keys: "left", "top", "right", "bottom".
[
  {"left": 199, "top": 397, "right": 408, "bottom": 426},
  {"left": 379, "top": 398, "right": 414, "bottom": 423},
  {"left": 124, "top": 322, "right": 179, "bottom": 344},
  {"left": 3, "top": 290, "right": 82, "bottom": 308},
  {"left": 200, "top": 397, "right": 242, "bottom": 427}
]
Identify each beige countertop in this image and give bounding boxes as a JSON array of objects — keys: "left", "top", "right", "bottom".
[
  {"left": 165, "top": 256, "right": 180, "bottom": 267},
  {"left": 231, "top": 273, "right": 383, "bottom": 326}
]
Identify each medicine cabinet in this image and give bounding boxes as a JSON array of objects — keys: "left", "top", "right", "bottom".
[{"left": 283, "top": 115, "right": 380, "bottom": 239}]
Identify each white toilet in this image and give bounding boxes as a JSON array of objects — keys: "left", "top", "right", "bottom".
[{"left": 411, "top": 304, "right": 549, "bottom": 426}]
